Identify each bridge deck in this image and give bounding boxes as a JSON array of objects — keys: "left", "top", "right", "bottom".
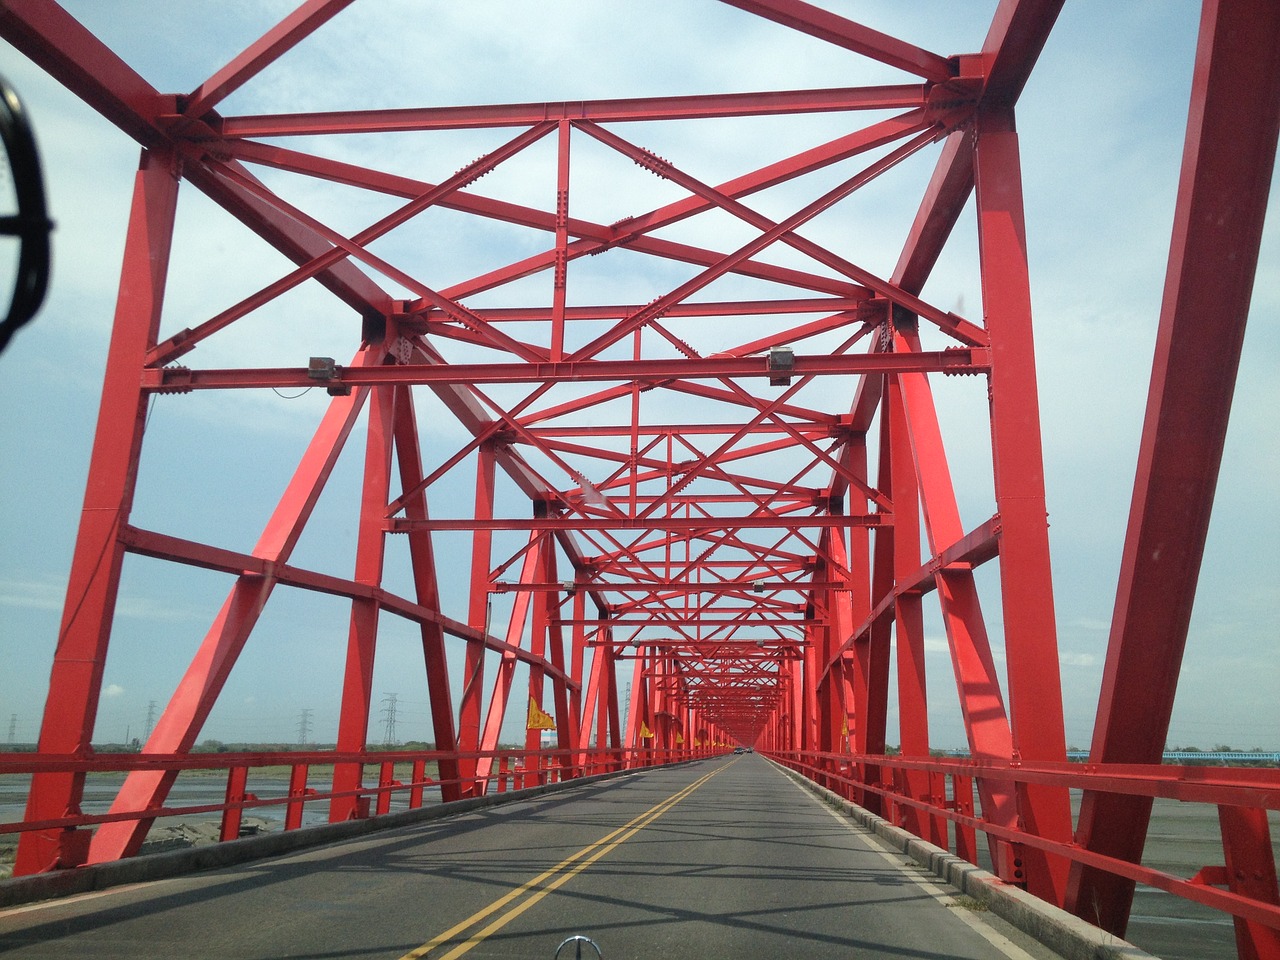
[{"left": 0, "top": 756, "right": 1063, "bottom": 960}]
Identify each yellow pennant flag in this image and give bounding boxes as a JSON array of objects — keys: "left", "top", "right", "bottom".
[
  {"left": 675, "top": 732, "right": 685, "bottom": 745},
  {"left": 841, "top": 719, "right": 849, "bottom": 736},
  {"left": 639, "top": 720, "right": 654, "bottom": 739},
  {"left": 526, "top": 698, "right": 555, "bottom": 731}
]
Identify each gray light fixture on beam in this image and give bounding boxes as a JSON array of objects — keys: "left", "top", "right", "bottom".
[{"left": 767, "top": 346, "right": 794, "bottom": 386}]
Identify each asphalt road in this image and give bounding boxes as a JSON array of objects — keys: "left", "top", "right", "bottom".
[{"left": 0, "top": 755, "right": 1067, "bottom": 960}]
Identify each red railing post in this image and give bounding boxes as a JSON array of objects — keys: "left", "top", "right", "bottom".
[
  {"left": 1218, "top": 805, "right": 1280, "bottom": 960},
  {"left": 375, "top": 761, "right": 396, "bottom": 815},
  {"left": 285, "top": 763, "right": 310, "bottom": 831},
  {"left": 951, "top": 773, "right": 977, "bottom": 865},
  {"left": 409, "top": 759, "right": 427, "bottom": 809},
  {"left": 220, "top": 766, "right": 250, "bottom": 843}
]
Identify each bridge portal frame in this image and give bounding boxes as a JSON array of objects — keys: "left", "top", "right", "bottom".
[{"left": 0, "top": 2, "right": 1277, "bottom": 957}]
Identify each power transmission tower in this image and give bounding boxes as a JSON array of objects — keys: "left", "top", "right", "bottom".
[
  {"left": 296, "top": 708, "right": 312, "bottom": 745},
  {"left": 7, "top": 714, "right": 15, "bottom": 744},
  {"left": 142, "top": 700, "right": 157, "bottom": 742},
  {"left": 380, "top": 693, "right": 398, "bottom": 747}
]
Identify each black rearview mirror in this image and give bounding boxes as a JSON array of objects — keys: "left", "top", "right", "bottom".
[{"left": 0, "top": 73, "right": 53, "bottom": 355}]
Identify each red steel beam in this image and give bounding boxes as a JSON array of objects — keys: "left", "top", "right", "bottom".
[
  {"left": 141, "top": 348, "right": 991, "bottom": 391},
  {"left": 229, "top": 135, "right": 874, "bottom": 302},
  {"left": 408, "top": 297, "right": 868, "bottom": 323},
  {"left": 0, "top": 0, "right": 171, "bottom": 147},
  {"left": 182, "top": 0, "right": 357, "bottom": 119},
  {"left": 13, "top": 149, "right": 179, "bottom": 875},
  {"left": 217, "top": 85, "right": 929, "bottom": 136},
  {"left": 330, "top": 375, "right": 397, "bottom": 821},
  {"left": 1067, "top": 0, "right": 1280, "bottom": 937},
  {"left": 973, "top": 102, "right": 1073, "bottom": 903},
  {"left": 392, "top": 385, "right": 461, "bottom": 798},
  {"left": 715, "top": 0, "right": 955, "bottom": 82},
  {"left": 391, "top": 515, "right": 881, "bottom": 533}
]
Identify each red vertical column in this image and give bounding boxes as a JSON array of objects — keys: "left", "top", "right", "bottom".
[
  {"left": 16, "top": 149, "right": 179, "bottom": 876},
  {"left": 853, "top": 399, "right": 895, "bottom": 814},
  {"left": 843, "top": 434, "right": 872, "bottom": 753},
  {"left": 824, "top": 521, "right": 858, "bottom": 777},
  {"left": 551, "top": 119, "right": 570, "bottom": 361},
  {"left": 580, "top": 625, "right": 603, "bottom": 769},
  {"left": 525, "top": 535, "right": 551, "bottom": 768},
  {"left": 973, "top": 104, "right": 1072, "bottom": 902},
  {"left": 889, "top": 375, "right": 936, "bottom": 842},
  {"left": 637, "top": 651, "right": 654, "bottom": 765},
  {"left": 650, "top": 654, "right": 667, "bottom": 753},
  {"left": 789, "top": 650, "right": 805, "bottom": 759},
  {"left": 391, "top": 384, "right": 461, "bottom": 801},
  {"left": 543, "top": 554, "right": 573, "bottom": 771},
  {"left": 567, "top": 586, "right": 587, "bottom": 769},
  {"left": 811, "top": 543, "right": 838, "bottom": 778},
  {"left": 624, "top": 653, "right": 645, "bottom": 767},
  {"left": 603, "top": 628, "right": 622, "bottom": 769},
  {"left": 457, "top": 442, "right": 496, "bottom": 793},
  {"left": 800, "top": 614, "right": 820, "bottom": 757},
  {"left": 330, "top": 376, "right": 395, "bottom": 820}
]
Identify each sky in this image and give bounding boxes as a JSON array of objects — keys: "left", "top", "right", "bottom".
[{"left": 0, "top": 1, "right": 1276, "bottom": 752}]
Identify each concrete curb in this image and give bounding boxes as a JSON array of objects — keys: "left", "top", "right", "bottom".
[
  {"left": 772, "top": 762, "right": 1155, "bottom": 960},
  {"left": 0, "top": 763, "right": 650, "bottom": 909}
]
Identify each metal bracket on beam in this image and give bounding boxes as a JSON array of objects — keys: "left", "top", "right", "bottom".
[{"left": 768, "top": 345, "right": 795, "bottom": 386}]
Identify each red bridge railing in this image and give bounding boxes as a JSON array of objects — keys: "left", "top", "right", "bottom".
[{"left": 0, "top": 745, "right": 718, "bottom": 866}]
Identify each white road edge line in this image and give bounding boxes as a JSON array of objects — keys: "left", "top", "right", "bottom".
[
  {"left": 0, "top": 881, "right": 161, "bottom": 917},
  {"left": 787, "top": 774, "right": 1041, "bottom": 960}
]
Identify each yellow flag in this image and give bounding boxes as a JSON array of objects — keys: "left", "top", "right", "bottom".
[
  {"left": 675, "top": 732, "right": 685, "bottom": 745},
  {"left": 526, "top": 698, "right": 555, "bottom": 731},
  {"left": 639, "top": 720, "right": 653, "bottom": 739},
  {"left": 841, "top": 719, "right": 849, "bottom": 736}
]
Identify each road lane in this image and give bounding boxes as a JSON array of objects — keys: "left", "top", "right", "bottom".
[
  {"left": 0, "top": 757, "right": 1063, "bottom": 959},
  {"left": 436, "top": 755, "right": 1054, "bottom": 960}
]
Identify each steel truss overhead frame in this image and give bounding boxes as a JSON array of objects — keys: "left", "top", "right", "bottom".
[{"left": 1, "top": 2, "right": 1277, "bottom": 957}]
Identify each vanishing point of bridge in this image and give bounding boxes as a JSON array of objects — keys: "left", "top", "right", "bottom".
[{"left": 1, "top": 2, "right": 1278, "bottom": 959}]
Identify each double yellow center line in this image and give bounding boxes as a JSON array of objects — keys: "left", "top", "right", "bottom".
[{"left": 400, "top": 765, "right": 727, "bottom": 960}]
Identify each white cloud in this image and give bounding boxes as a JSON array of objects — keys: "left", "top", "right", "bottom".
[
  {"left": 1059, "top": 652, "right": 1098, "bottom": 669},
  {"left": 0, "top": 577, "right": 67, "bottom": 612}
]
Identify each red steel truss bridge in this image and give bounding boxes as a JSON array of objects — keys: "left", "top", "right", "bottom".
[{"left": 1, "top": 1, "right": 1278, "bottom": 957}]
